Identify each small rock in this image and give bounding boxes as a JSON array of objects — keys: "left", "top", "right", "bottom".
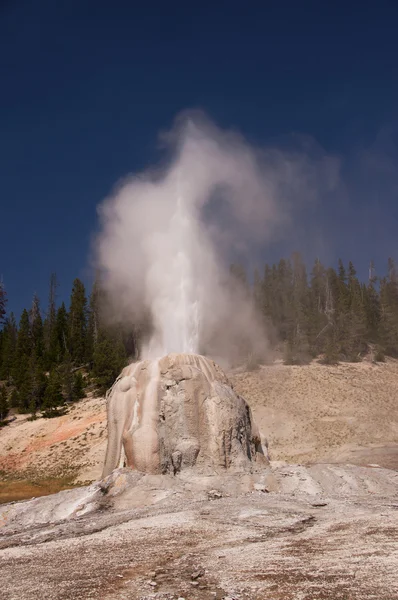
[
  {"left": 147, "top": 580, "right": 157, "bottom": 587},
  {"left": 191, "top": 581, "right": 199, "bottom": 587},
  {"left": 191, "top": 568, "right": 204, "bottom": 580},
  {"left": 116, "top": 574, "right": 124, "bottom": 578},
  {"left": 311, "top": 502, "right": 327, "bottom": 507},
  {"left": 207, "top": 489, "right": 223, "bottom": 500},
  {"left": 253, "top": 483, "right": 269, "bottom": 493}
]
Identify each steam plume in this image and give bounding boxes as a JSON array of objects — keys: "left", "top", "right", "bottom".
[{"left": 94, "top": 111, "right": 339, "bottom": 363}]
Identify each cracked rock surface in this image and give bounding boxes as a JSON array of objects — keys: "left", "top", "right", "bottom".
[{"left": 1, "top": 463, "right": 397, "bottom": 599}]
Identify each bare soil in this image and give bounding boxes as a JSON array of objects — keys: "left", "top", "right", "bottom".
[{"left": 231, "top": 358, "right": 398, "bottom": 468}]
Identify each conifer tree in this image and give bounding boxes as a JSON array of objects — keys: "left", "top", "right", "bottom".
[
  {"left": 342, "top": 262, "right": 367, "bottom": 361},
  {"left": 379, "top": 259, "right": 398, "bottom": 356},
  {"left": 72, "top": 371, "right": 85, "bottom": 401},
  {"left": 55, "top": 302, "right": 68, "bottom": 362},
  {"left": 288, "top": 252, "right": 310, "bottom": 363},
  {"left": 12, "top": 309, "right": 32, "bottom": 404},
  {"left": 363, "top": 262, "right": 381, "bottom": 345},
  {"left": 261, "top": 264, "right": 273, "bottom": 319},
  {"left": 0, "top": 313, "right": 17, "bottom": 382},
  {"left": 307, "top": 259, "right": 328, "bottom": 355},
  {"left": 42, "top": 369, "right": 64, "bottom": 417},
  {"left": 68, "top": 279, "right": 87, "bottom": 364},
  {"left": 28, "top": 354, "right": 47, "bottom": 416},
  {"left": 92, "top": 328, "right": 126, "bottom": 395},
  {"left": 30, "top": 294, "right": 44, "bottom": 360},
  {"left": 60, "top": 350, "right": 73, "bottom": 402},
  {"left": 44, "top": 273, "right": 59, "bottom": 368},
  {"left": 0, "top": 281, "right": 7, "bottom": 325},
  {"left": 86, "top": 277, "right": 100, "bottom": 367},
  {"left": 253, "top": 268, "right": 262, "bottom": 313},
  {"left": 0, "top": 386, "right": 8, "bottom": 422}
]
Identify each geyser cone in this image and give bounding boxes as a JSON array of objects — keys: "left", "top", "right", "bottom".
[{"left": 102, "top": 353, "right": 265, "bottom": 477}]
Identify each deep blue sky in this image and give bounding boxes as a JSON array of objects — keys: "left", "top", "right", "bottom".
[{"left": 1, "top": 0, "right": 398, "bottom": 318}]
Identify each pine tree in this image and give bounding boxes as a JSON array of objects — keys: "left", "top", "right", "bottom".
[
  {"left": 275, "top": 258, "right": 294, "bottom": 342},
  {"left": 92, "top": 328, "right": 126, "bottom": 395},
  {"left": 86, "top": 277, "right": 101, "bottom": 367},
  {"left": 28, "top": 354, "right": 47, "bottom": 416},
  {"left": 343, "top": 262, "right": 367, "bottom": 361},
  {"left": 308, "top": 259, "right": 329, "bottom": 356},
  {"left": 363, "top": 261, "right": 381, "bottom": 345},
  {"left": 288, "top": 252, "right": 310, "bottom": 364},
  {"left": 253, "top": 268, "right": 262, "bottom": 313},
  {"left": 0, "top": 386, "right": 8, "bottom": 422},
  {"left": 60, "top": 350, "right": 73, "bottom": 402},
  {"left": 261, "top": 264, "right": 273, "bottom": 319},
  {"left": 12, "top": 309, "right": 32, "bottom": 405},
  {"left": 68, "top": 279, "right": 87, "bottom": 365},
  {"left": 26, "top": 295, "right": 46, "bottom": 415},
  {"left": 379, "top": 259, "right": 398, "bottom": 356},
  {"left": 42, "top": 369, "right": 64, "bottom": 417},
  {"left": 44, "top": 273, "right": 59, "bottom": 368},
  {"left": 30, "top": 294, "right": 44, "bottom": 360},
  {"left": 72, "top": 371, "right": 85, "bottom": 401},
  {"left": 0, "top": 313, "right": 17, "bottom": 382},
  {"left": 0, "top": 280, "right": 7, "bottom": 325},
  {"left": 55, "top": 302, "right": 68, "bottom": 362}
]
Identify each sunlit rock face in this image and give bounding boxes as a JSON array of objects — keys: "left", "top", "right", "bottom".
[{"left": 102, "top": 353, "right": 265, "bottom": 478}]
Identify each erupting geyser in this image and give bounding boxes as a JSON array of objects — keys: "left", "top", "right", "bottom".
[
  {"left": 96, "top": 112, "right": 340, "bottom": 478},
  {"left": 102, "top": 353, "right": 266, "bottom": 478}
]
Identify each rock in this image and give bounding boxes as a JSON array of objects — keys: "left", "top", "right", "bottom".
[
  {"left": 207, "top": 489, "right": 223, "bottom": 500},
  {"left": 102, "top": 353, "right": 265, "bottom": 477},
  {"left": 253, "top": 482, "right": 269, "bottom": 493},
  {"left": 191, "top": 568, "right": 205, "bottom": 580}
]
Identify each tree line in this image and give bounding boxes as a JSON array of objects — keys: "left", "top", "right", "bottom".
[
  {"left": 1, "top": 254, "right": 398, "bottom": 422},
  {"left": 0, "top": 275, "right": 140, "bottom": 422},
  {"left": 243, "top": 254, "right": 398, "bottom": 365}
]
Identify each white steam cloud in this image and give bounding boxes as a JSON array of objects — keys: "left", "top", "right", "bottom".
[{"left": 94, "top": 111, "right": 339, "bottom": 364}]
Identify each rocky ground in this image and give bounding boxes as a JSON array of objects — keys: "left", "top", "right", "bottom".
[{"left": 0, "top": 464, "right": 397, "bottom": 599}]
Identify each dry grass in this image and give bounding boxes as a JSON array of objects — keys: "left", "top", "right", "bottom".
[{"left": 0, "top": 477, "right": 77, "bottom": 504}]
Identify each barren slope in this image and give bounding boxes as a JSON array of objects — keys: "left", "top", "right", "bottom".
[
  {"left": 0, "top": 396, "right": 107, "bottom": 486},
  {"left": 232, "top": 358, "right": 398, "bottom": 467}
]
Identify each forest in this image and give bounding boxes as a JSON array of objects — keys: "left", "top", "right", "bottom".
[{"left": 1, "top": 253, "right": 398, "bottom": 422}]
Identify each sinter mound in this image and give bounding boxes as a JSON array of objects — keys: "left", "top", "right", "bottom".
[{"left": 102, "top": 353, "right": 266, "bottom": 478}]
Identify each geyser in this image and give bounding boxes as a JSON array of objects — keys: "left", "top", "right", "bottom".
[
  {"left": 94, "top": 111, "right": 340, "bottom": 363},
  {"left": 102, "top": 353, "right": 265, "bottom": 478}
]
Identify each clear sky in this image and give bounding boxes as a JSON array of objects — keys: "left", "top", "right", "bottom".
[{"left": 1, "top": 0, "right": 398, "bottom": 317}]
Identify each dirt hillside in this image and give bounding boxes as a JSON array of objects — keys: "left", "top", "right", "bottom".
[
  {"left": 0, "top": 396, "right": 107, "bottom": 486},
  {"left": 232, "top": 358, "right": 398, "bottom": 468},
  {"left": 0, "top": 359, "right": 397, "bottom": 489}
]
